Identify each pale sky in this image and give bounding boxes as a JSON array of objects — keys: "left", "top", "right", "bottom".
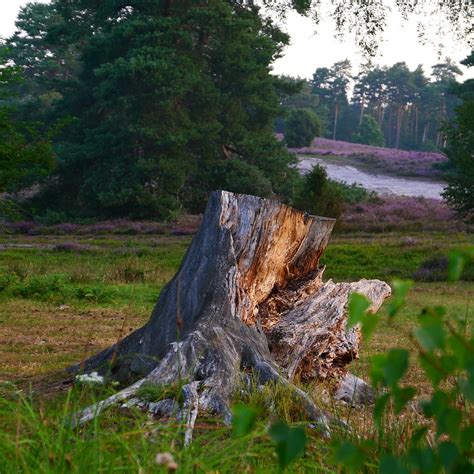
[{"left": 1, "top": 0, "right": 473, "bottom": 80}]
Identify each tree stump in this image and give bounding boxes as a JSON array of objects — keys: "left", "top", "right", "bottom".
[{"left": 71, "top": 191, "right": 391, "bottom": 433}]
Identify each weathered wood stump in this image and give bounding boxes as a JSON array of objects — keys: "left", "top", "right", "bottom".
[{"left": 71, "top": 191, "right": 390, "bottom": 435}]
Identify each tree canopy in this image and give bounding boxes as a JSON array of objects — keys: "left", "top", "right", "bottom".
[
  {"left": 285, "top": 109, "right": 320, "bottom": 148},
  {"left": 2, "top": 0, "right": 473, "bottom": 220},
  {"left": 7, "top": 0, "right": 300, "bottom": 219},
  {"left": 442, "top": 52, "right": 474, "bottom": 221},
  {"left": 0, "top": 45, "right": 55, "bottom": 195},
  {"left": 282, "top": 59, "right": 463, "bottom": 150}
]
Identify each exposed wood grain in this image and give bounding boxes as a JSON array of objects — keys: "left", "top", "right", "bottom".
[{"left": 71, "top": 191, "right": 390, "bottom": 432}]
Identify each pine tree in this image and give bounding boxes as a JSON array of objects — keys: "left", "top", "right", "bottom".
[
  {"left": 29, "top": 0, "right": 295, "bottom": 218},
  {"left": 443, "top": 52, "right": 474, "bottom": 221}
]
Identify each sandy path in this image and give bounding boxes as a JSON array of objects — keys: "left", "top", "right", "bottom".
[{"left": 298, "top": 156, "right": 446, "bottom": 200}]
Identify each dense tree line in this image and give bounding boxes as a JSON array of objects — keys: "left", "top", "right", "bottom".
[
  {"left": 280, "top": 59, "right": 463, "bottom": 151},
  {"left": 1, "top": 1, "right": 472, "bottom": 221},
  {"left": 443, "top": 52, "right": 474, "bottom": 221}
]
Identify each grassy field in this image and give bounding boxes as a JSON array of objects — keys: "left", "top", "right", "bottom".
[{"left": 0, "top": 229, "right": 472, "bottom": 472}]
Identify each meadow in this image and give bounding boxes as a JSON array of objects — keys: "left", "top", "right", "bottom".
[{"left": 0, "top": 227, "right": 472, "bottom": 472}]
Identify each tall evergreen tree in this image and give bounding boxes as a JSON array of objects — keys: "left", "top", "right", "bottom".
[
  {"left": 442, "top": 52, "right": 474, "bottom": 220},
  {"left": 28, "top": 0, "right": 295, "bottom": 218},
  {"left": 311, "top": 60, "right": 351, "bottom": 141},
  {"left": 0, "top": 45, "right": 55, "bottom": 194}
]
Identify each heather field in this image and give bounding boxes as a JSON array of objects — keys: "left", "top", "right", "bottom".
[
  {"left": 2, "top": 195, "right": 468, "bottom": 239},
  {"left": 340, "top": 196, "right": 466, "bottom": 233},
  {"left": 292, "top": 137, "right": 447, "bottom": 179}
]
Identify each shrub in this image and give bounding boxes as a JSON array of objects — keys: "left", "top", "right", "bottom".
[
  {"left": 414, "top": 255, "right": 474, "bottom": 281},
  {"left": 329, "top": 180, "right": 376, "bottom": 204},
  {"left": 53, "top": 242, "right": 90, "bottom": 253},
  {"left": 11, "top": 275, "right": 66, "bottom": 301},
  {"left": 340, "top": 196, "right": 461, "bottom": 233},
  {"left": 353, "top": 115, "right": 385, "bottom": 147},
  {"left": 208, "top": 159, "right": 273, "bottom": 198},
  {"left": 36, "top": 210, "right": 71, "bottom": 226},
  {"left": 53, "top": 223, "right": 80, "bottom": 234},
  {"left": 108, "top": 260, "right": 146, "bottom": 283},
  {"left": 0, "top": 274, "right": 20, "bottom": 292},
  {"left": 295, "top": 137, "right": 447, "bottom": 179},
  {"left": 332, "top": 249, "right": 474, "bottom": 473},
  {"left": 74, "top": 285, "right": 113, "bottom": 303},
  {"left": 285, "top": 109, "right": 320, "bottom": 148},
  {"left": 293, "top": 164, "right": 343, "bottom": 219}
]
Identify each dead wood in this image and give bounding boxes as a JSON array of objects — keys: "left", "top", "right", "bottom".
[{"left": 70, "top": 191, "right": 391, "bottom": 436}]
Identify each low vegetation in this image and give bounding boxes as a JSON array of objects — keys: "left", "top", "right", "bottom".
[
  {"left": 0, "top": 230, "right": 472, "bottom": 471},
  {"left": 293, "top": 138, "right": 447, "bottom": 179}
]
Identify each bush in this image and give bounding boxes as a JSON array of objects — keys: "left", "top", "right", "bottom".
[
  {"left": 208, "top": 159, "right": 273, "bottom": 198},
  {"left": 53, "top": 242, "right": 90, "bottom": 253},
  {"left": 332, "top": 249, "right": 474, "bottom": 473},
  {"left": 292, "top": 164, "right": 343, "bottom": 219},
  {"left": 36, "top": 210, "right": 72, "bottom": 226},
  {"left": 285, "top": 109, "right": 320, "bottom": 148},
  {"left": 329, "top": 180, "right": 376, "bottom": 204},
  {"left": 11, "top": 275, "right": 65, "bottom": 301},
  {"left": 414, "top": 255, "right": 474, "bottom": 282},
  {"left": 352, "top": 115, "right": 385, "bottom": 147}
]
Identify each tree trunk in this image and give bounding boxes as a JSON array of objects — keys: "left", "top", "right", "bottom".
[
  {"left": 359, "top": 97, "right": 365, "bottom": 126},
  {"left": 333, "top": 102, "right": 339, "bottom": 140},
  {"left": 71, "top": 191, "right": 390, "bottom": 431},
  {"left": 395, "top": 104, "right": 403, "bottom": 149},
  {"left": 414, "top": 105, "right": 419, "bottom": 146},
  {"left": 422, "top": 122, "right": 429, "bottom": 144}
]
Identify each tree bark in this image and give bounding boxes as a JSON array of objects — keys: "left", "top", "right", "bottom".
[
  {"left": 414, "top": 105, "right": 419, "bottom": 145},
  {"left": 422, "top": 122, "right": 429, "bottom": 144},
  {"left": 359, "top": 97, "right": 365, "bottom": 126},
  {"left": 395, "top": 104, "right": 404, "bottom": 149},
  {"left": 71, "top": 191, "right": 390, "bottom": 430}
]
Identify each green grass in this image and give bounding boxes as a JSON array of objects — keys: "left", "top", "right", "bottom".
[
  {"left": 322, "top": 232, "right": 473, "bottom": 281},
  {"left": 0, "top": 382, "right": 338, "bottom": 473},
  {"left": 0, "top": 231, "right": 472, "bottom": 472}
]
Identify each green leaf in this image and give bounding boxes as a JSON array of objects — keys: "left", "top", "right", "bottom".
[
  {"left": 370, "top": 349, "right": 409, "bottom": 388},
  {"left": 387, "top": 280, "right": 413, "bottom": 319},
  {"left": 460, "top": 425, "right": 474, "bottom": 452},
  {"left": 332, "top": 441, "right": 368, "bottom": 474},
  {"left": 436, "top": 407, "right": 462, "bottom": 439},
  {"left": 410, "top": 427, "right": 428, "bottom": 446},
  {"left": 421, "top": 390, "right": 448, "bottom": 418},
  {"left": 419, "top": 353, "right": 444, "bottom": 386},
  {"left": 448, "top": 250, "right": 465, "bottom": 282},
  {"left": 232, "top": 404, "right": 258, "bottom": 437},
  {"left": 448, "top": 334, "right": 474, "bottom": 373},
  {"left": 361, "top": 315, "right": 379, "bottom": 340},
  {"left": 373, "top": 393, "right": 390, "bottom": 427},
  {"left": 458, "top": 376, "right": 474, "bottom": 402},
  {"left": 370, "top": 354, "right": 387, "bottom": 387},
  {"left": 392, "top": 387, "right": 416, "bottom": 414},
  {"left": 405, "top": 447, "right": 437, "bottom": 473},
  {"left": 438, "top": 441, "right": 459, "bottom": 471},
  {"left": 347, "top": 293, "right": 370, "bottom": 329},
  {"left": 414, "top": 311, "right": 446, "bottom": 351},
  {"left": 378, "top": 455, "right": 409, "bottom": 474},
  {"left": 347, "top": 293, "right": 380, "bottom": 340},
  {"left": 269, "top": 421, "right": 307, "bottom": 471}
]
